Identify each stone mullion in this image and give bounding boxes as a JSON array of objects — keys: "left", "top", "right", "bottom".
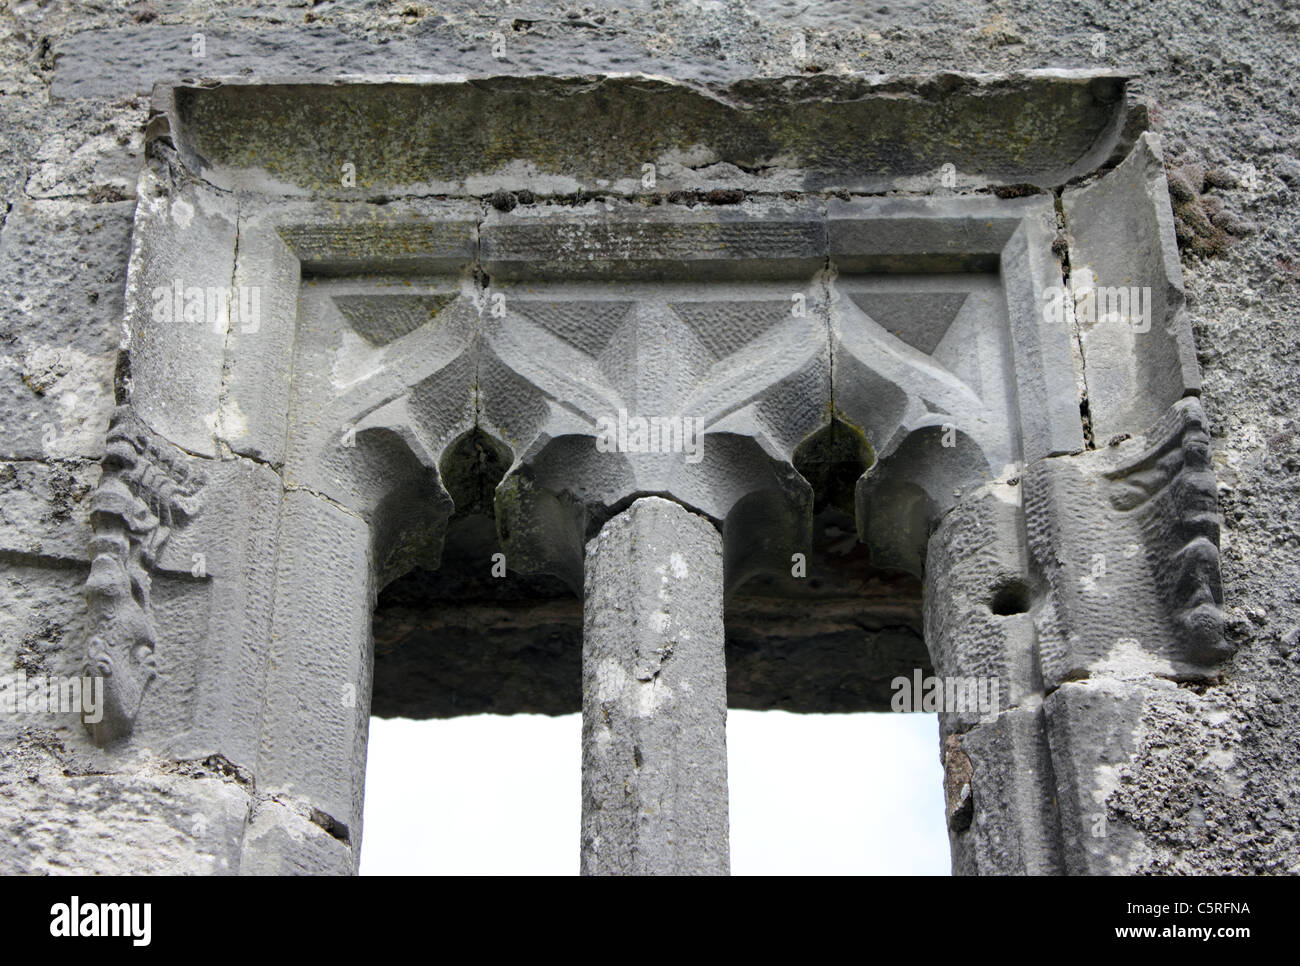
[{"left": 580, "top": 497, "right": 729, "bottom": 875}]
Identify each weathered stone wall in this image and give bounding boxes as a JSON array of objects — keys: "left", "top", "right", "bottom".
[{"left": 0, "top": 0, "right": 1296, "bottom": 874}]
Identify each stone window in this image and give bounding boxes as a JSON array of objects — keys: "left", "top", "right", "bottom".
[{"left": 80, "top": 72, "right": 1226, "bottom": 874}]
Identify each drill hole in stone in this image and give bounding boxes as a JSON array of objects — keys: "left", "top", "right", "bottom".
[{"left": 988, "top": 579, "right": 1031, "bottom": 616}]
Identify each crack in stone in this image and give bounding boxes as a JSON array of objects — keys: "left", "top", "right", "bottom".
[
  {"left": 308, "top": 806, "right": 351, "bottom": 844},
  {"left": 282, "top": 482, "right": 367, "bottom": 523},
  {"left": 1053, "top": 188, "right": 1096, "bottom": 451},
  {"left": 162, "top": 753, "right": 255, "bottom": 790},
  {"left": 214, "top": 210, "right": 242, "bottom": 457}
]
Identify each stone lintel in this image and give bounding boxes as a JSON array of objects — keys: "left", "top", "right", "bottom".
[{"left": 150, "top": 71, "right": 1138, "bottom": 199}]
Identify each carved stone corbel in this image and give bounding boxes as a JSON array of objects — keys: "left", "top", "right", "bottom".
[
  {"left": 1024, "top": 396, "right": 1230, "bottom": 684},
  {"left": 1104, "top": 397, "right": 1227, "bottom": 665},
  {"left": 83, "top": 406, "right": 203, "bottom": 745}
]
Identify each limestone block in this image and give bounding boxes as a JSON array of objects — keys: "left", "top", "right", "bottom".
[
  {"left": 830, "top": 196, "right": 1083, "bottom": 576},
  {"left": 924, "top": 485, "right": 1040, "bottom": 730},
  {"left": 0, "top": 559, "right": 90, "bottom": 748},
  {"left": 255, "top": 491, "right": 372, "bottom": 852},
  {"left": 481, "top": 198, "right": 826, "bottom": 281},
  {"left": 0, "top": 200, "right": 135, "bottom": 460},
  {"left": 829, "top": 195, "right": 1027, "bottom": 272},
  {"left": 0, "top": 759, "right": 249, "bottom": 876},
  {"left": 239, "top": 795, "right": 355, "bottom": 876},
  {"left": 1042, "top": 677, "right": 1154, "bottom": 875},
  {"left": 24, "top": 101, "right": 147, "bottom": 202},
  {"left": 123, "top": 163, "right": 236, "bottom": 457},
  {"left": 276, "top": 203, "right": 480, "bottom": 523},
  {"left": 998, "top": 196, "right": 1088, "bottom": 460},
  {"left": 945, "top": 705, "right": 1063, "bottom": 875},
  {"left": 274, "top": 202, "right": 478, "bottom": 277},
  {"left": 24, "top": 66, "right": 1134, "bottom": 198},
  {"left": 166, "top": 456, "right": 283, "bottom": 769},
  {"left": 0, "top": 459, "right": 98, "bottom": 563},
  {"left": 1064, "top": 133, "right": 1201, "bottom": 440}
]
